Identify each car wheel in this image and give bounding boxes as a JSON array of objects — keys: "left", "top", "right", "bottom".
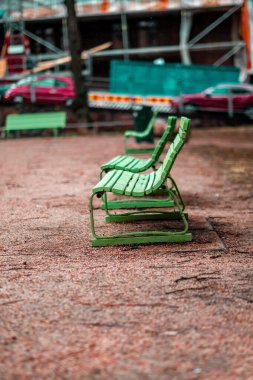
[
  {"left": 244, "top": 107, "right": 253, "bottom": 119},
  {"left": 183, "top": 103, "right": 197, "bottom": 114},
  {"left": 65, "top": 98, "right": 74, "bottom": 107},
  {"left": 13, "top": 95, "right": 24, "bottom": 104}
]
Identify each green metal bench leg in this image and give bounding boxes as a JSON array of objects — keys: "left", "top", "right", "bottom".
[
  {"left": 167, "top": 175, "right": 185, "bottom": 211},
  {"left": 53, "top": 128, "right": 59, "bottom": 137},
  {"left": 89, "top": 190, "right": 192, "bottom": 247},
  {"left": 103, "top": 189, "right": 187, "bottom": 223}
]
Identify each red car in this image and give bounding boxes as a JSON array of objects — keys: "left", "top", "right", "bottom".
[
  {"left": 4, "top": 75, "right": 75, "bottom": 106},
  {"left": 172, "top": 84, "right": 253, "bottom": 119}
]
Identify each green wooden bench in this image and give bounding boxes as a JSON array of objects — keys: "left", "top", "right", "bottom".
[
  {"left": 89, "top": 117, "right": 191, "bottom": 247},
  {"left": 123, "top": 112, "right": 157, "bottom": 154},
  {"left": 100, "top": 116, "right": 178, "bottom": 210},
  {"left": 5, "top": 112, "right": 66, "bottom": 138}
]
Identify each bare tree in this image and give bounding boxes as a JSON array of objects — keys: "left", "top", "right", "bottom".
[{"left": 64, "top": 0, "right": 87, "bottom": 120}]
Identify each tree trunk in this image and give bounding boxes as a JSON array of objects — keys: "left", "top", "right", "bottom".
[{"left": 64, "top": 0, "right": 87, "bottom": 121}]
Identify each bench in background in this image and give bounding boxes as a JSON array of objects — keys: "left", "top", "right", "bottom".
[{"left": 5, "top": 112, "right": 66, "bottom": 138}]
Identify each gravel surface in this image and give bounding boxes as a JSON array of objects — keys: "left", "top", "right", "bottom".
[{"left": 0, "top": 126, "right": 253, "bottom": 380}]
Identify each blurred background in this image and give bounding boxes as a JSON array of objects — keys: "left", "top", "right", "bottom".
[{"left": 0, "top": 0, "right": 252, "bottom": 135}]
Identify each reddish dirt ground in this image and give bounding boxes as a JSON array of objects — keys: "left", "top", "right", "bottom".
[{"left": 0, "top": 126, "right": 253, "bottom": 380}]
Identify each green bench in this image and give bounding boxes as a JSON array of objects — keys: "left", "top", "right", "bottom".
[
  {"left": 5, "top": 112, "right": 66, "bottom": 138},
  {"left": 100, "top": 115, "right": 177, "bottom": 210},
  {"left": 123, "top": 112, "right": 157, "bottom": 154},
  {"left": 89, "top": 116, "right": 191, "bottom": 247}
]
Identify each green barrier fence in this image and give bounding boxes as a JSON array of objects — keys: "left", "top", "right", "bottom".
[{"left": 109, "top": 60, "right": 240, "bottom": 96}]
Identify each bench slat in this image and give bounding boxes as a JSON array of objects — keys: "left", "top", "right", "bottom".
[
  {"left": 132, "top": 174, "right": 150, "bottom": 196},
  {"left": 92, "top": 170, "right": 118, "bottom": 193},
  {"left": 103, "top": 170, "right": 123, "bottom": 192},
  {"left": 113, "top": 156, "right": 134, "bottom": 169},
  {"left": 124, "top": 173, "right": 139, "bottom": 196},
  {"left": 145, "top": 172, "right": 156, "bottom": 194},
  {"left": 112, "top": 171, "right": 134, "bottom": 195}
]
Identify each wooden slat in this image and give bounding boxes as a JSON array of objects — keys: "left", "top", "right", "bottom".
[
  {"left": 103, "top": 170, "right": 124, "bottom": 192},
  {"left": 124, "top": 173, "right": 140, "bottom": 196},
  {"left": 144, "top": 172, "right": 156, "bottom": 194},
  {"left": 132, "top": 174, "right": 150, "bottom": 196},
  {"left": 146, "top": 168, "right": 163, "bottom": 194},
  {"left": 132, "top": 159, "right": 150, "bottom": 171},
  {"left": 124, "top": 158, "right": 140, "bottom": 170},
  {"left": 114, "top": 156, "right": 134, "bottom": 169},
  {"left": 92, "top": 170, "right": 118, "bottom": 193},
  {"left": 111, "top": 171, "right": 134, "bottom": 195}
]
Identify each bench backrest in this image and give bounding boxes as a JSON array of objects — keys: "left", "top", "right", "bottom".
[
  {"left": 150, "top": 116, "right": 177, "bottom": 163},
  {"left": 150, "top": 117, "right": 190, "bottom": 190},
  {"left": 5, "top": 112, "right": 66, "bottom": 131}
]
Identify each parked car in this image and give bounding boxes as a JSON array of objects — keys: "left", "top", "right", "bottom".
[
  {"left": 4, "top": 75, "right": 75, "bottom": 106},
  {"left": 172, "top": 84, "right": 253, "bottom": 119}
]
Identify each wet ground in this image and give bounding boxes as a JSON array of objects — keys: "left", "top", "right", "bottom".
[{"left": 0, "top": 126, "right": 253, "bottom": 380}]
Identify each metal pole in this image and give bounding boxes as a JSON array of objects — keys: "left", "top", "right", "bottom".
[
  {"left": 91, "top": 41, "right": 245, "bottom": 58},
  {"left": 121, "top": 0, "right": 129, "bottom": 60},
  {"left": 180, "top": 10, "right": 192, "bottom": 64},
  {"left": 214, "top": 44, "right": 244, "bottom": 66},
  {"left": 188, "top": 5, "right": 241, "bottom": 47},
  {"left": 21, "top": 29, "right": 65, "bottom": 54},
  {"left": 228, "top": 89, "right": 233, "bottom": 118},
  {"left": 62, "top": 17, "right": 69, "bottom": 52}
]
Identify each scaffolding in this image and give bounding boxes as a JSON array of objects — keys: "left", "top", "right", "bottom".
[{"left": 0, "top": 0, "right": 248, "bottom": 79}]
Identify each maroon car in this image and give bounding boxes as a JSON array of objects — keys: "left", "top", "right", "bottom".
[
  {"left": 4, "top": 75, "right": 75, "bottom": 106},
  {"left": 172, "top": 84, "right": 253, "bottom": 119}
]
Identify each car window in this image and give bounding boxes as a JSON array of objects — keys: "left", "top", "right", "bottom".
[
  {"left": 35, "top": 78, "right": 55, "bottom": 87},
  {"left": 208, "top": 87, "right": 229, "bottom": 95},
  {"left": 55, "top": 80, "right": 68, "bottom": 88},
  {"left": 17, "top": 77, "right": 33, "bottom": 86},
  {"left": 231, "top": 88, "right": 253, "bottom": 95}
]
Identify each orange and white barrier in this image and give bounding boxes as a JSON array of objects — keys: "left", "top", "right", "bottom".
[{"left": 88, "top": 91, "right": 173, "bottom": 112}]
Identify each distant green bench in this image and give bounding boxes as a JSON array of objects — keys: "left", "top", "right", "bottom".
[
  {"left": 5, "top": 112, "right": 66, "bottom": 138},
  {"left": 123, "top": 112, "right": 157, "bottom": 154}
]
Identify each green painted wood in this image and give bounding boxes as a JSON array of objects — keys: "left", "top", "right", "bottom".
[
  {"left": 101, "top": 198, "right": 175, "bottom": 209},
  {"left": 96, "top": 118, "right": 190, "bottom": 197},
  {"left": 151, "top": 116, "right": 177, "bottom": 162},
  {"left": 124, "top": 112, "right": 157, "bottom": 139},
  {"left": 125, "top": 147, "right": 155, "bottom": 155},
  {"left": 124, "top": 173, "right": 139, "bottom": 196},
  {"left": 90, "top": 116, "right": 191, "bottom": 247},
  {"left": 115, "top": 156, "right": 136, "bottom": 170},
  {"left": 102, "top": 116, "right": 176, "bottom": 174},
  {"left": 145, "top": 171, "right": 156, "bottom": 192},
  {"left": 111, "top": 171, "right": 134, "bottom": 195},
  {"left": 92, "top": 170, "right": 118, "bottom": 193},
  {"left": 102, "top": 170, "right": 123, "bottom": 192},
  {"left": 131, "top": 158, "right": 151, "bottom": 172},
  {"left": 124, "top": 158, "right": 141, "bottom": 170},
  {"left": 5, "top": 112, "right": 66, "bottom": 133},
  {"left": 92, "top": 233, "right": 192, "bottom": 247},
  {"left": 105, "top": 211, "right": 188, "bottom": 222},
  {"left": 132, "top": 175, "right": 150, "bottom": 196}
]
